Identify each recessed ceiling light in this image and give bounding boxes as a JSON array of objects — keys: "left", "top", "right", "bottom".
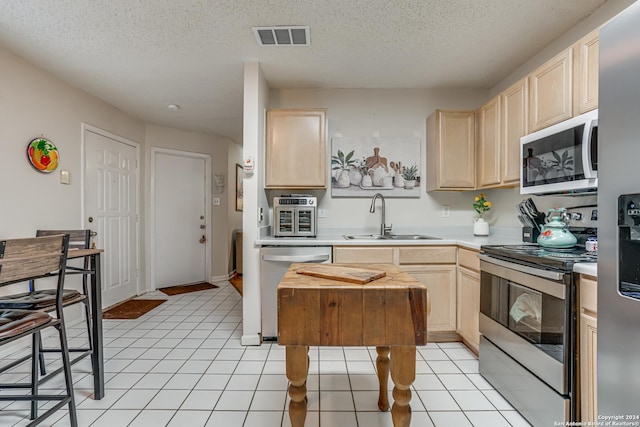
[{"left": 167, "top": 104, "right": 181, "bottom": 111}]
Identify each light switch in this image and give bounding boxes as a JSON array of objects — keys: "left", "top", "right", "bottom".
[
  {"left": 212, "top": 197, "right": 221, "bottom": 206},
  {"left": 60, "top": 170, "right": 71, "bottom": 185}
]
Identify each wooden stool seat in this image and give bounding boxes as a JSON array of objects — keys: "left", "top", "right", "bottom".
[
  {"left": 0, "top": 289, "right": 82, "bottom": 310},
  {"left": 0, "top": 235, "right": 78, "bottom": 426},
  {"left": 0, "top": 309, "right": 52, "bottom": 341}
]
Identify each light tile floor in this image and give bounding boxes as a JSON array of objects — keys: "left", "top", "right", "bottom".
[{"left": 1, "top": 282, "right": 532, "bottom": 426}]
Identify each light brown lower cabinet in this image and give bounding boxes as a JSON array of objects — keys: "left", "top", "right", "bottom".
[
  {"left": 579, "top": 274, "right": 598, "bottom": 423},
  {"left": 456, "top": 266, "right": 480, "bottom": 354},
  {"left": 456, "top": 248, "right": 481, "bottom": 354},
  {"left": 401, "top": 265, "right": 457, "bottom": 333},
  {"left": 332, "top": 245, "right": 458, "bottom": 337}
]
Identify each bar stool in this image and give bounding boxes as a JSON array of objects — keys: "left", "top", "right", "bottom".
[
  {"left": 0, "top": 234, "right": 78, "bottom": 426},
  {"left": 0, "top": 230, "right": 93, "bottom": 375}
]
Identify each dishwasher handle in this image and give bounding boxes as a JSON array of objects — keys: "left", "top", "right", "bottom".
[{"left": 262, "top": 254, "right": 330, "bottom": 263}]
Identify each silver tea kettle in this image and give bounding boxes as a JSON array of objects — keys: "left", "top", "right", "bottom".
[{"left": 537, "top": 208, "right": 577, "bottom": 248}]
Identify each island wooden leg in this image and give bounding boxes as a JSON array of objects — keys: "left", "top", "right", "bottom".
[
  {"left": 390, "top": 346, "right": 416, "bottom": 427},
  {"left": 286, "top": 345, "right": 309, "bottom": 427},
  {"left": 376, "top": 346, "right": 390, "bottom": 411}
]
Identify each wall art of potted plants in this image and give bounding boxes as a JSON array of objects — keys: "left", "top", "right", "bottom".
[
  {"left": 401, "top": 164, "right": 419, "bottom": 189},
  {"left": 331, "top": 149, "right": 357, "bottom": 187}
]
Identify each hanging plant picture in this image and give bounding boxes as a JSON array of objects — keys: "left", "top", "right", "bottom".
[{"left": 27, "top": 137, "right": 59, "bottom": 173}]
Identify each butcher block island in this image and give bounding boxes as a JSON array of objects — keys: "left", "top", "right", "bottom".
[{"left": 277, "top": 263, "right": 429, "bottom": 427}]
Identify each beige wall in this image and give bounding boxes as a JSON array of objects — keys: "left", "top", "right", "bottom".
[
  {"left": 143, "top": 124, "right": 240, "bottom": 289},
  {"left": 0, "top": 44, "right": 145, "bottom": 300},
  {"left": 227, "top": 143, "right": 243, "bottom": 272},
  {"left": 267, "top": 88, "right": 537, "bottom": 229},
  {"left": 0, "top": 44, "right": 240, "bottom": 304},
  {"left": 241, "top": 61, "right": 270, "bottom": 345},
  {"left": 0, "top": 45, "right": 144, "bottom": 238}
]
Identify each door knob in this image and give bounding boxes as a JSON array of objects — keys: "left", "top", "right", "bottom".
[{"left": 88, "top": 216, "right": 94, "bottom": 223}]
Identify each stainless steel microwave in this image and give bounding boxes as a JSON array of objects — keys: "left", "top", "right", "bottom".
[{"left": 521, "top": 109, "right": 598, "bottom": 195}]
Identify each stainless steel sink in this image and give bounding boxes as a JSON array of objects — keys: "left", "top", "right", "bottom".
[
  {"left": 386, "top": 234, "right": 441, "bottom": 240},
  {"left": 343, "top": 234, "right": 441, "bottom": 240},
  {"left": 343, "top": 234, "right": 389, "bottom": 240}
]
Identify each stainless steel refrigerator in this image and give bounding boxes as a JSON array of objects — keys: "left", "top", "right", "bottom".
[{"left": 598, "top": 0, "right": 640, "bottom": 418}]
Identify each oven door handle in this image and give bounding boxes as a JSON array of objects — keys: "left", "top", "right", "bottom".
[{"left": 478, "top": 253, "right": 565, "bottom": 281}]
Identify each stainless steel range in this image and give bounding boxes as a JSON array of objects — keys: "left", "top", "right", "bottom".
[{"left": 479, "top": 241, "right": 596, "bottom": 427}]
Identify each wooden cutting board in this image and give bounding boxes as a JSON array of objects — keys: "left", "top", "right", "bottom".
[{"left": 295, "top": 264, "right": 386, "bottom": 284}]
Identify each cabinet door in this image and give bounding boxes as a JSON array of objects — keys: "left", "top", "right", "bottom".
[
  {"left": 579, "top": 274, "right": 598, "bottom": 423},
  {"left": 398, "top": 246, "right": 456, "bottom": 265},
  {"left": 529, "top": 49, "right": 573, "bottom": 132},
  {"left": 426, "top": 110, "right": 475, "bottom": 191},
  {"left": 265, "top": 109, "right": 327, "bottom": 189},
  {"left": 501, "top": 77, "right": 529, "bottom": 185},
  {"left": 402, "top": 265, "right": 457, "bottom": 332},
  {"left": 476, "top": 96, "right": 501, "bottom": 188},
  {"left": 580, "top": 312, "right": 597, "bottom": 423},
  {"left": 456, "top": 266, "right": 480, "bottom": 354},
  {"left": 332, "top": 246, "right": 394, "bottom": 264},
  {"left": 574, "top": 29, "right": 599, "bottom": 115}
]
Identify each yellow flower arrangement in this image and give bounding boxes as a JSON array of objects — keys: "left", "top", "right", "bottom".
[{"left": 473, "top": 193, "right": 492, "bottom": 217}]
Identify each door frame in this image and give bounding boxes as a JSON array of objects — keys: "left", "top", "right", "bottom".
[
  {"left": 150, "top": 147, "right": 212, "bottom": 291},
  {"left": 81, "top": 123, "right": 142, "bottom": 297}
]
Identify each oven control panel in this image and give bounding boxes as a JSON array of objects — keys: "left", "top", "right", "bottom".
[{"left": 274, "top": 195, "right": 315, "bottom": 206}]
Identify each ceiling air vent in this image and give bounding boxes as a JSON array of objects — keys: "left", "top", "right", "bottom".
[{"left": 253, "top": 26, "right": 310, "bottom": 46}]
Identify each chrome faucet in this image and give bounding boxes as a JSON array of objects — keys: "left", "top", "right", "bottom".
[{"left": 370, "top": 193, "right": 392, "bottom": 236}]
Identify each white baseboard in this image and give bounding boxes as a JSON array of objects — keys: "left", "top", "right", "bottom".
[
  {"left": 211, "top": 272, "right": 236, "bottom": 283},
  {"left": 241, "top": 334, "right": 261, "bottom": 346}
]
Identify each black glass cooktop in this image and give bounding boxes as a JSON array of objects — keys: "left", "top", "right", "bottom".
[{"left": 481, "top": 244, "right": 597, "bottom": 271}]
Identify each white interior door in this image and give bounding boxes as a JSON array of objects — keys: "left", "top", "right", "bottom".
[
  {"left": 84, "top": 127, "right": 139, "bottom": 308},
  {"left": 153, "top": 151, "right": 207, "bottom": 288}
]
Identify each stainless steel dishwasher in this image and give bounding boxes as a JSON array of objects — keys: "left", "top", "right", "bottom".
[{"left": 260, "top": 246, "right": 332, "bottom": 340}]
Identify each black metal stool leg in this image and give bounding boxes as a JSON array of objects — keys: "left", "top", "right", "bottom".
[
  {"left": 31, "top": 332, "right": 40, "bottom": 420},
  {"left": 83, "top": 277, "right": 94, "bottom": 372},
  {"left": 38, "top": 333, "right": 46, "bottom": 376},
  {"left": 57, "top": 323, "right": 78, "bottom": 427}
]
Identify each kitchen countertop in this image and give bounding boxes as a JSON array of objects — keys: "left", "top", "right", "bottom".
[
  {"left": 257, "top": 225, "right": 598, "bottom": 277},
  {"left": 573, "top": 262, "right": 597, "bottom": 277},
  {"left": 256, "top": 226, "right": 523, "bottom": 251}
]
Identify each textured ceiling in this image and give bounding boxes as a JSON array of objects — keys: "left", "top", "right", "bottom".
[{"left": 0, "top": 0, "right": 608, "bottom": 145}]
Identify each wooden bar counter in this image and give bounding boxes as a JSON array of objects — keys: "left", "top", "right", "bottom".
[{"left": 277, "top": 263, "right": 428, "bottom": 427}]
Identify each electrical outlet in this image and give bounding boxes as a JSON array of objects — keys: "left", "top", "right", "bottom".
[
  {"left": 441, "top": 205, "right": 451, "bottom": 218},
  {"left": 212, "top": 197, "right": 221, "bottom": 206},
  {"left": 318, "top": 208, "right": 327, "bottom": 218}
]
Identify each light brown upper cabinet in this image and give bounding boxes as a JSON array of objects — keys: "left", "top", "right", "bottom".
[
  {"left": 529, "top": 48, "right": 573, "bottom": 132},
  {"left": 426, "top": 110, "right": 476, "bottom": 191},
  {"left": 476, "top": 77, "right": 528, "bottom": 189},
  {"left": 265, "top": 109, "right": 327, "bottom": 189},
  {"left": 574, "top": 28, "right": 600, "bottom": 115},
  {"left": 501, "top": 77, "right": 529, "bottom": 185},
  {"left": 476, "top": 96, "right": 501, "bottom": 188}
]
